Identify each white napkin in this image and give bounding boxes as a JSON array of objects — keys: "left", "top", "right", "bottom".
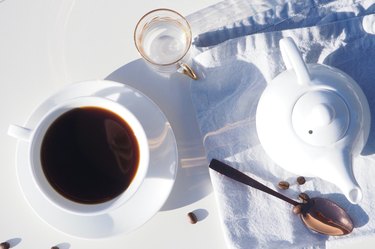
[{"left": 188, "top": 0, "right": 375, "bottom": 248}]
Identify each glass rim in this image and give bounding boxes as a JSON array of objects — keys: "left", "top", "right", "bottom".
[{"left": 133, "top": 8, "right": 192, "bottom": 66}]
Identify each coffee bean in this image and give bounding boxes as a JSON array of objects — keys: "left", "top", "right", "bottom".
[
  {"left": 297, "top": 176, "right": 306, "bottom": 185},
  {"left": 298, "top": 192, "right": 310, "bottom": 203},
  {"left": 187, "top": 212, "right": 198, "bottom": 224},
  {"left": 292, "top": 204, "right": 302, "bottom": 214},
  {"left": 0, "top": 242, "right": 10, "bottom": 249},
  {"left": 51, "top": 247, "right": 59, "bottom": 249},
  {"left": 278, "top": 181, "right": 290, "bottom": 190}
]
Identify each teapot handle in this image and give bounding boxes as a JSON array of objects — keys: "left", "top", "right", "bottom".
[{"left": 280, "top": 37, "right": 311, "bottom": 86}]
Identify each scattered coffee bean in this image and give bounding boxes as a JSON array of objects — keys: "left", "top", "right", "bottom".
[
  {"left": 298, "top": 192, "right": 310, "bottom": 203},
  {"left": 187, "top": 212, "right": 198, "bottom": 224},
  {"left": 292, "top": 204, "right": 302, "bottom": 215},
  {"left": 0, "top": 242, "right": 10, "bottom": 249},
  {"left": 297, "top": 176, "right": 306, "bottom": 185},
  {"left": 51, "top": 246, "right": 59, "bottom": 249},
  {"left": 278, "top": 181, "right": 290, "bottom": 190}
]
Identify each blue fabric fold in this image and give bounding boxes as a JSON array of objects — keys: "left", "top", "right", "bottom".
[
  {"left": 188, "top": 0, "right": 375, "bottom": 248},
  {"left": 193, "top": 0, "right": 375, "bottom": 49}
]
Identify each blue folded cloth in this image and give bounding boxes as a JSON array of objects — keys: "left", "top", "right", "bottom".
[{"left": 188, "top": 0, "right": 375, "bottom": 248}]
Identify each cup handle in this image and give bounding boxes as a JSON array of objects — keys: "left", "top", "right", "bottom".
[
  {"left": 8, "top": 124, "right": 32, "bottom": 141},
  {"left": 177, "top": 63, "right": 198, "bottom": 80}
]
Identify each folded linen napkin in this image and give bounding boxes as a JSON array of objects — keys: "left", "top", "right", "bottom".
[{"left": 187, "top": 0, "right": 375, "bottom": 248}]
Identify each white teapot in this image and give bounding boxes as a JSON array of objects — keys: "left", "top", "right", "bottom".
[{"left": 256, "top": 37, "right": 371, "bottom": 204}]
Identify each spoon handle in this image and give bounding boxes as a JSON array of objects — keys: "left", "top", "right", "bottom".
[{"left": 209, "top": 159, "right": 299, "bottom": 206}]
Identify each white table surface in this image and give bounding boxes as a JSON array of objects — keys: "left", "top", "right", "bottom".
[
  {"left": 0, "top": 0, "right": 228, "bottom": 248},
  {"left": 1, "top": 0, "right": 375, "bottom": 248}
]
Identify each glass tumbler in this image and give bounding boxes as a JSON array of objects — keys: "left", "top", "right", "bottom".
[{"left": 134, "top": 9, "right": 197, "bottom": 80}]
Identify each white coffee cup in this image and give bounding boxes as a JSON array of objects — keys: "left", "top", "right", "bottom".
[{"left": 8, "top": 96, "right": 149, "bottom": 216}]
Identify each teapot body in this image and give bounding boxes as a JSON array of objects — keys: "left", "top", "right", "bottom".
[{"left": 256, "top": 37, "right": 370, "bottom": 204}]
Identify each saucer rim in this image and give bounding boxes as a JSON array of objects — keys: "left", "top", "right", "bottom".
[{"left": 15, "top": 80, "right": 179, "bottom": 238}]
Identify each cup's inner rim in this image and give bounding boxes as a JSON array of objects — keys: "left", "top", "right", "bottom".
[{"left": 27, "top": 101, "right": 149, "bottom": 215}]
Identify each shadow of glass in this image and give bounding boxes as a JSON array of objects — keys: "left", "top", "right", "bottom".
[{"left": 105, "top": 59, "right": 213, "bottom": 210}]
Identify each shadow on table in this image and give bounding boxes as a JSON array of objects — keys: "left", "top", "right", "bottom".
[
  {"left": 105, "top": 59, "right": 213, "bottom": 211},
  {"left": 6, "top": 238, "right": 21, "bottom": 247},
  {"left": 55, "top": 242, "right": 71, "bottom": 249}
]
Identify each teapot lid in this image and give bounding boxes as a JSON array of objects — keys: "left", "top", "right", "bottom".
[{"left": 292, "top": 90, "right": 349, "bottom": 146}]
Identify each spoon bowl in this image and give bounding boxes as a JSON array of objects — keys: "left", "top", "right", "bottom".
[
  {"left": 209, "top": 159, "right": 354, "bottom": 236},
  {"left": 300, "top": 197, "right": 353, "bottom": 235}
]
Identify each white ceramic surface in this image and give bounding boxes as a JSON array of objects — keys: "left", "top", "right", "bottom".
[
  {"left": 15, "top": 80, "right": 178, "bottom": 238},
  {"left": 256, "top": 37, "right": 371, "bottom": 204},
  {"left": 9, "top": 95, "right": 150, "bottom": 216}
]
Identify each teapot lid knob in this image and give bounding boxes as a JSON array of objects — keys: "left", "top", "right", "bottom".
[
  {"left": 308, "top": 103, "right": 334, "bottom": 127},
  {"left": 292, "top": 90, "right": 349, "bottom": 146}
]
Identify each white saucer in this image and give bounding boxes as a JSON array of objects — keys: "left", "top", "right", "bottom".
[{"left": 15, "top": 80, "right": 178, "bottom": 238}]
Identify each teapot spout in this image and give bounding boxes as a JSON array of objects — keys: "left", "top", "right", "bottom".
[{"left": 319, "top": 151, "right": 362, "bottom": 204}]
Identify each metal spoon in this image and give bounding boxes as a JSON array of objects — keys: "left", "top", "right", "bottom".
[{"left": 209, "top": 159, "right": 354, "bottom": 236}]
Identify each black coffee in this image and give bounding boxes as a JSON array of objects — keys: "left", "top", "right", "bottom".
[{"left": 41, "top": 107, "right": 140, "bottom": 204}]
